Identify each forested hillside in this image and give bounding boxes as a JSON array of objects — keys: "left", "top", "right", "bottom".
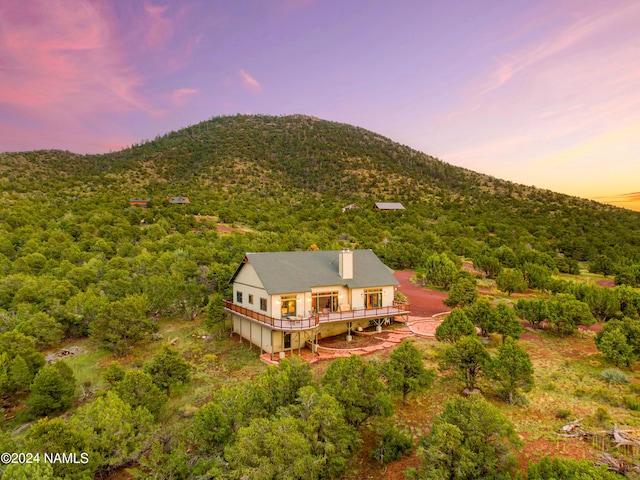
[
  {"left": 3, "top": 114, "right": 640, "bottom": 271},
  {"left": 2, "top": 114, "right": 640, "bottom": 479}
]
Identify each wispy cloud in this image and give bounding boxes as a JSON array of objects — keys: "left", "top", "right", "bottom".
[
  {"left": 479, "top": 2, "right": 640, "bottom": 95},
  {"left": 143, "top": 4, "right": 173, "bottom": 48},
  {"left": 0, "top": 0, "right": 152, "bottom": 113},
  {"left": 239, "top": 69, "right": 262, "bottom": 93},
  {"left": 170, "top": 87, "right": 199, "bottom": 107}
]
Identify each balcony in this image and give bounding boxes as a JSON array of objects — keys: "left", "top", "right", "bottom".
[{"left": 224, "top": 300, "right": 410, "bottom": 332}]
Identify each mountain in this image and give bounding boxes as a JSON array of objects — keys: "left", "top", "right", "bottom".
[{"left": 2, "top": 114, "right": 640, "bottom": 269}]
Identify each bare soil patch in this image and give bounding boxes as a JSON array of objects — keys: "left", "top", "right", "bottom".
[{"left": 394, "top": 271, "right": 451, "bottom": 318}]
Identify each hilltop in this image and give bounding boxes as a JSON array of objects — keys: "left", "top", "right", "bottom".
[{"left": 2, "top": 114, "right": 639, "bottom": 269}]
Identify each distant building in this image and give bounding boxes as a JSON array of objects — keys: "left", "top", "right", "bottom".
[
  {"left": 373, "top": 202, "right": 405, "bottom": 211},
  {"left": 129, "top": 198, "right": 150, "bottom": 207},
  {"left": 341, "top": 203, "right": 360, "bottom": 213},
  {"left": 167, "top": 196, "right": 191, "bottom": 204}
]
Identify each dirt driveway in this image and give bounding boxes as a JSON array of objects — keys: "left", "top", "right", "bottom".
[{"left": 394, "top": 270, "right": 450, "bottom": 318}]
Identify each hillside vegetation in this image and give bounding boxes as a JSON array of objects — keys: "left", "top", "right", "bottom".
[{"left": 2, "top": 114, "right": 640, "bottom": 479}]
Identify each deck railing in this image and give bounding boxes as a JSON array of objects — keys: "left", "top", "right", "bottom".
[
  {"left": 224, "top": 300, "right": 410, "bottom": 331},
  {"left": 224, "top": 300, "right": 320, "bottom": 330},
  {"left": 317, "top": 302, "right": 410, "bottom": 323}
]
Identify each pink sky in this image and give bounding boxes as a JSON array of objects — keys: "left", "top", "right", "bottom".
[{"left": 1, "top": 0, "right": 639, "bottom": 209}]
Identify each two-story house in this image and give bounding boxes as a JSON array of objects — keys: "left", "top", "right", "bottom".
[{"left": 224, "top": 249, "right": 410, "bottom": 360}]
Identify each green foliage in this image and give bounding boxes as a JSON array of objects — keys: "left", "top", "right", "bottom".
[
  {"left": 384, "top": 339, "right": 434, "bottom": 405},
  {"left": 289, "top": 386, "right": 360, "bottom": 479},
  {"left": 25, "top": 417, "right": 94, "bottom": 478},
  {"left": 443, "top": 276, "right": 478, "bottom": 308},
  {"left": 464, "top": 297, "right": 493, "bottom": 336},
  {"left": 527, "top": 456, "right": 621, "bottom": 479},
  {"left": 418, "top": 253, "right": 459, "bottom": 290},
  {"left": 90, "top": 294, "right": 154, "bottom": 356},
  {"left": 69, "top": 390, "right": 156, "bottom": 473},
  {"left": 408, "top": 394, "right": 522, "bottom": 480},
  {"left": 0, "top": 331, "right": 46, "bottom": 388},
  {"left": 144, "top": 346, "right": 191, "bottom": 396},
  {"left": 440, "top": 335, "right": 490, "bottom": 390},
  {"left": 489, "top": 337, "right": 534, "bottom": 403},
  {"left": 224, "top": 416, "right": 322, "bottom": 480},
  {"left": 596, "top": 318, "right": 640, "bottom": 366},
  {"left": 102, "top": 361, "right": 125, "bottom": 386},
  {"left": 473, "top": 254, "right": 502, "bottom": 279},
  {"left": 489, "top": 303, "right": 523, "bottom": 341},
  {"left": 321, "top": 354, "right": 392, "bottom": 427},
  {"left": 27, "top": 361, "right": 76, "bottom": 417},
  {"left": 435, "top": 309, "right": 476, "bottom": 344},
  {"left": 369, "top": 420, "right": 413, "bottom": 465},
  {"left": 205, "top": 292, "right": 228, "bottom": 335},
  {"left": 597, "top": 328, "right": 634, "bottom": 367},
  {"left": 115, "top": 369, "right": 167, "bottom": 419},
  {"left": 14, "top": 312, "right": 64, "bottom": 349},
  {"left": 1, "top": 462, "right": 55, "bottom": 479},
  {"left": 250, "top": 356, "right": 313, "bottom": 417},
  {"left": 495, "top": 268, "right": 527, "bottom": 295},
  {"left": 193, "top": 386, "right": 248, "bottom": 453},
  {"left": 589, "top": 255, "right": 615, "bottom": 277},
  {"left": 514, "top": 298, "right": 548, "bottom": 330},
  {"left": 547, "top": 294, "right": 594, "bottom": 336},
  {"left": 599, "top": 368, "right": 629, "bottom": 384}
]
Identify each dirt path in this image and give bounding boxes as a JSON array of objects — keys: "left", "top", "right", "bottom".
[{"left": 394, "top": 270, "right": 450, "bottom": 318}]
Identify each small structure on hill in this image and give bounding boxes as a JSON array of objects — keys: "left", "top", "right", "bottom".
[
  {"left": 341, "top": 203, "right": 360, "bottom": 213},
  {"left": 129, "top": 198, "right": 150, "bottom": 207},
  {"left": 167, "top": 196, "right": 190, "bottom": 204},
  {"left": 373, "top": 202, "right": 405, "bottom": 211}
]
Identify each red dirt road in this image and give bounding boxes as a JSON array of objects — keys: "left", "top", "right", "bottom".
[{"left": 394, "top": 270, "right": 451, "bottom": 318}]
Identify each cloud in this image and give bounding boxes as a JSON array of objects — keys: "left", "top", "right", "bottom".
[
  {"left": 170, "top": 87, "right": 199, "bottom": 107},
  {"left": 143, "top": 3, "right": 173, "bottom": 48},
  {"left": 239, "top": 69, "right": 262, "bottom": 93},
  {"left": 479, "top": 2, "right": 640, "bottom": 95},
  {"left": 0, "top": 0, "right": 152, "bottom": 113}
]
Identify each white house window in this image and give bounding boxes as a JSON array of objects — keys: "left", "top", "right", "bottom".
[
  {"left": 260, "top": 298, "right": 267, "bottom": 311},
  {"left": 312, "top": 291, "right": 339, "bottom": 313},
  {"left": 364, "top": 289, "right": 382, "bottom": 309},
  {"left": 236, "top": 291, "right": 243, "bottom": 303},
  {"left": 248, "top": 294, "right": 254, "bottom": 304}
]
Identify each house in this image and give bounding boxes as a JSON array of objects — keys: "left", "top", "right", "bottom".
[
  {"left": 373, "top": 202, "right": 405, "bottom": 211},
  {"left": 129, "top": 198, "right": 150, "bottom": 207},
  {"left": 224, "top": 249, "right": 409, "bottom": 360},
  {"left": 167, "top": 196, "right": 190, "bottom": 204}
]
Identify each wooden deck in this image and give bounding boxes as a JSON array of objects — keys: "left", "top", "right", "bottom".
[{"left": 224, "top": 300, "right": 410, "bottom": 332}]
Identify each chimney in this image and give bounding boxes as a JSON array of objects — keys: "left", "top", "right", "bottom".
[{"left": 339, "top": 249, "right": 353, "bottom": 279}]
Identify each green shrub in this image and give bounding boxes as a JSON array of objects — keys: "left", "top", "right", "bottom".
[
  {"left": 555, "top": 409, "right": 572, "bottom": 420},
  {"left": 600, "top": 368, "right": 629, "bottom": 385},
  {"left": 369, "top": 421, "right": 413, "bottom": 465},
  {"left": 594, "top": 406, "right": 611, "bottom": 427},
  {"left": 624, "top": 395, "right": 640, "bottom": 411}
]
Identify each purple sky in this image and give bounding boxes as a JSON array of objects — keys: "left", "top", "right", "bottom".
[{"left": 2, "top": 0, "right": 639, "bottom": 208}]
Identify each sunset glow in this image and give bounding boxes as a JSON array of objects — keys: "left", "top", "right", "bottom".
[{"left": 1, "top": 0, "right": 639, "bottom": 209}]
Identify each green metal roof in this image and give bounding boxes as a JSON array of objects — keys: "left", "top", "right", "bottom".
[{"left": 231, "top": 249, "right": 399, "bottom": 295}]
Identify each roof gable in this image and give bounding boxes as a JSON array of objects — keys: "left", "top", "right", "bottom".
[{"left": 230, "top": 250, "right": 398, "bottom": 295}]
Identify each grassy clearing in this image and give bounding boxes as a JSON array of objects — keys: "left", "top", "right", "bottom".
[{"left": 367, "top": 328, "right": 640, "bottom": 478}]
